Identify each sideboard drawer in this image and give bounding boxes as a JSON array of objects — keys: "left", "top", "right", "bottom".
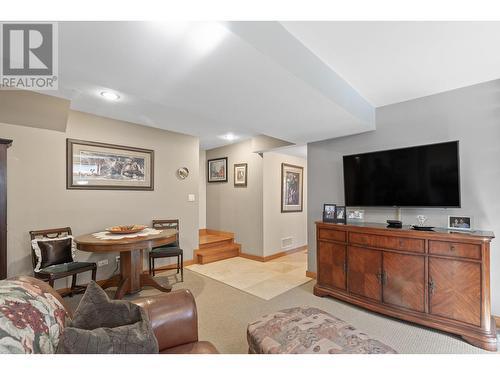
[
  {"left": 349, "top": 232, "right": 424, "bottom": 253},
  {"left": 429, "top": 241, "right": 481, "bottom": 260},
  {"left": 318, "top": 228, "right": 346, "bottom": 243}
]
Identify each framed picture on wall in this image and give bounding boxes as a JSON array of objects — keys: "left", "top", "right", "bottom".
[
  {"left": 281, "top": 163, "right": 303, "bottom": 213},
  {"left": 234, "top": 163, "right": 247, "bottom": 187},
  {"left": 66, "top": 138, "right": 154, "bottom": 190},
  {"left": 207, "top": 157, "right": 228, "bottom": 183}
]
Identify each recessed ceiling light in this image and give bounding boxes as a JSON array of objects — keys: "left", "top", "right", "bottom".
[
  {"left": 219, "top": 133, "right": 238, "bottom": 142},
  {"left": 100, "top": 91, "right": 120, "bottom": 101}
]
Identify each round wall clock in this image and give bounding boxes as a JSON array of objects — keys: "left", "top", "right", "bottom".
[{"left": 177, "top": 167, "right": 189, "bottom": 179}]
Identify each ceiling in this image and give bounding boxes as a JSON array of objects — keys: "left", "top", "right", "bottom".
[
  {"left": 46, "top": 21, "right": 500, "bottom": 149},
  {"left": 282, "top": 21, "right": 500, "bottom": 107}
]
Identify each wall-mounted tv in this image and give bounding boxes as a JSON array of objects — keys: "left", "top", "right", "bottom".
[{"left": 343, "top": 141, "right": 460, "bottom": 208}]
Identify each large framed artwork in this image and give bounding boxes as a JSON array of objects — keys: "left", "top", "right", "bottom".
[
  {"left": 207, "top": 157, "right": 228, "bottom": 183},
  {"left": 66, "top": 139, "right": 154, "bottom": 190},
  {"left": 281, "top": 163, "right": 303, "bottom": 213}
]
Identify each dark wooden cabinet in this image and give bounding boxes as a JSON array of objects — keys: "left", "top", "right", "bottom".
[
  {"left": 317, "top": 241, "right": 346, "bottom": 291},
  {"left": 383, "top": 252, "right": 425, "bottom": 312},
  {"left": 0, "top": 139, "right": 13, "bottom": 280},
  {"left": 429, "top": 258, "right": 481, "bottom": 326},
  {"left": 315, "top": 221, "right": 497, "bottom": 351},
  {"left": 348, "top": 246, "right": 381, "bottom": 301}
]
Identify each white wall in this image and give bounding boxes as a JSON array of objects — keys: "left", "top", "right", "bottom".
[
  {"left": 1, "top": 110, "right": 200, "bottom": 288},
  {"left": 199, "top": 149, "right": 207, "bottom": 229},
  {"left": 307, "top": 79, "right": 500, "bottom": 315},
  {"left": 263, "top": 151, "right": 307, "bottom": 256}
]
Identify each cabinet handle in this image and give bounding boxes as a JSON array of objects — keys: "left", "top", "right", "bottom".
[
  {"left": 450, "top": 245, "right": 456, "bottom": 251},
  {"left": 429, "top": 279, "right": 436, "bottom": 295},
  {"left": 343, "top": 261, "right": 348, "bottom": 274},
  {"left": 382, "top": 271, "right": 388, "bottom": 285},
  {"left": 376, "top": 271, "right": 383, "bottom": 284}
]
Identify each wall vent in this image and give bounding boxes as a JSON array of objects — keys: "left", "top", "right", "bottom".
[{"left": 281, "top": 237, "right": 294, "bottom": 249}]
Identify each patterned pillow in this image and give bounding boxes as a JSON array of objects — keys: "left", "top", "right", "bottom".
[
  {"left": 0, "top": 280, "right": 68, "bottom": 354},
  {"left": 31, "top": 236, "right": 77, "bottom": 272}
]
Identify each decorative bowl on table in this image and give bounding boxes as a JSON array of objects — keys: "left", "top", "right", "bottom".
[{"left": 105, "top": 225, "right": 147, "bottom": 234}]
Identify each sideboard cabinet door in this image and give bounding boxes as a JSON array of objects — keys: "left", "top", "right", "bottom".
[
  {"left": 382, "top": 252, "right": 425, "bottom": 312},
  {"left": 348, "top": 246, "right": 382, "bottom": 301},
  {"left": 317, "top": 241, "right": 346, "bottom": 291},
  {"left": 429, "top": 258, "right": 481, "bottom": 326}
]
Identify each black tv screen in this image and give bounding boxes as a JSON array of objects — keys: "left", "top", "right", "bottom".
[{"left": 343, "top": 141, "right": 460, "bottom": 207}]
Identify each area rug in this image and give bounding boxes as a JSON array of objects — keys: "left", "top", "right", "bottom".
[{"left": 186, "top": 251, "right": 311, "bottom": 300}]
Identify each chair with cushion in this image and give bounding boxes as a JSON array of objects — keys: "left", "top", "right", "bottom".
[
  {"left": 29, "top": 227, "right": 97, "bottom": 297},
  {"left": 149, "top": 219, "right": 183, "bottom": 281}
]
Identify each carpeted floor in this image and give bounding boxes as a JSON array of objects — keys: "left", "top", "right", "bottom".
[{"left": 64, "top": 269, "right": 499, "bottom": 354}]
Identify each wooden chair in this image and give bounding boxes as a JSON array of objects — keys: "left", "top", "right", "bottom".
[
  {"left": 29, "top": 227, "right": 97, "bottom": 297},
  {"left": 150, "top": 219, "right": 183, "bottom": 281}
]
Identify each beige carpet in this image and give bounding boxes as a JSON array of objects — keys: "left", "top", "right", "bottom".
[
  {"left": 186, "top": 251, "right": 311, "bottom": 300},
  {"left": 64, "top": 268, "right": 499, "bottom": 354}
]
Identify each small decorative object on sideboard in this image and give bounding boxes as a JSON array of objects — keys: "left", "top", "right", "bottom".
[
  {"left": 334, "top": 206, "right": 346, "bottom": 224},
  {"left": 322, "top": 204, "right": 336, "bottom": 223},
  {"left": 448, "top": 215, "right": 472, "bottom": 231},
  {"left": 412, "top": 215, "right": 434, "bottom": 231},
  {"left": 347, "top": 209, "right": 365, "bottom": 222},
  {"left": 207, "top": 157, "right": 228, "bottom": 183}
]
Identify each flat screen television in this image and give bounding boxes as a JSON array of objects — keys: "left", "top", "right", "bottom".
[{"left": 343, "top": 141, "right": 460, "bottom": 207}]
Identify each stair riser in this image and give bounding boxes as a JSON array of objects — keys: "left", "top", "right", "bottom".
[
  {"left": 198, "top": 248, "right": 240, "bottom": 264},
  {"left": 199, "top": 239, "right": 234, "bottom": 249}
]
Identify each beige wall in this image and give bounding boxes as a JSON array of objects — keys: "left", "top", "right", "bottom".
[
  {"left": 1, "top": 110, "right": 200, "bottom": 288},
  {"left": 263, "top": 152, "right": 307, "bottom": 256},
  {"left": 206, "top": 140, "right": 264, "bottom": 256},
  {"left": 206, "top": 140, "right": 307, "bottom": 257},
  {"left": 199, "top": 149, "right": 207, "bottom": 229}
]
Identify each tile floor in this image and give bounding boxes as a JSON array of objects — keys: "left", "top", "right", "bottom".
[{"left": 186, "top": 250, "right": 311, "bottom": 300}]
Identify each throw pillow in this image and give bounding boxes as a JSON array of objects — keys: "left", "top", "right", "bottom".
[
  {"left": 31, "top": 236, "right": 76, "bottom": 272},
  {"left": 57, "top": 281, "right": 158, "bottom": 354}
]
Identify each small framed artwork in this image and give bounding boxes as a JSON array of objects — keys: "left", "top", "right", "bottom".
[
  {"left": 234, "top": 163, "right": 248, "bottom": 187},
  {"left": 323, "top": 204, "right": 336, "bottom": 223},
  {"left": 66, "top": 138, "right": 154, "bottom": 190},
  {"left": 335, "top": 206, "right": 347, "bottom": 224},
  {"left": 207, "top": 157, "right": 228, "bottom": 183},
  {"left": 347, "top": 209, "right": 365, "bottom": 222},
  {"left": 448, "top": 215, "right": 473, "bottom": 231},
  {"left": 281, "top": 163, "right": 304, "bottom": 213}
]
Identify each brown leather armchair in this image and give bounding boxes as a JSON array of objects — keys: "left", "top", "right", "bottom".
[{"left": 11, "top": 276, "right": 218, "bottom": 354}]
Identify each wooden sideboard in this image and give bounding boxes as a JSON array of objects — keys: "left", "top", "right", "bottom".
[{"left": 314, "top": 221, "right": 497, "bottom": 351}]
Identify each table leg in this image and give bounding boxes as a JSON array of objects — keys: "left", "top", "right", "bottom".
[
  {"left": 140, "top": 273, "right": 172, "bottom": 293},
  {"left": 114, "top": 276, "right": 130, "bottom": 300}
]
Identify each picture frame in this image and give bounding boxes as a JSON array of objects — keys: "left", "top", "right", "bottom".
[
  {"left": 322, "top": 204, "right": 336, "bottom": 223},
  {"left": 207, "top": 157, "right": 228, "bottom": 183},
  {"left": 234, "top": 163, "right": 248, "bottom": 187},
  {"left": 281, "top": 163, "right": 304, "bottom": 213},
  {"left": 347, "top": 208, "right": 365, "bottom": 222},
  {"left": 335, "top": 205, "right": 347, "bottom": 224},
  {"left": 448, "top": 215, "right": 473, "bottom": 231},
  {"left": 66, "top": 138, "right": 154, "bottom": 190}
]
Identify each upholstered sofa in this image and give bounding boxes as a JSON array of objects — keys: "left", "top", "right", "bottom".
[{"left": 1, "top": 276, "right": 218, "bottom": 354}]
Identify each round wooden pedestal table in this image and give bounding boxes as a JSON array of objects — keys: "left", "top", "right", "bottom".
[{"left": 74, "top": 228, "right": 177, "bottom": 299}]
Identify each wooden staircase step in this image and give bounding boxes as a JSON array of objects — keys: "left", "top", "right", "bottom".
[{"left": 196, "top": 243, "right": 241, "bottom": 264}]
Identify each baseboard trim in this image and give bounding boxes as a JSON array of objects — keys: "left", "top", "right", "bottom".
[
  {"left": 240, "top": 245, "right": 307, "bottom": 262},
  {"left": 306, "top": 271, "right": 317, "bottom": 279},
  {"left": 494, "top": 315, "right": 500, "bottom": 329}
]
